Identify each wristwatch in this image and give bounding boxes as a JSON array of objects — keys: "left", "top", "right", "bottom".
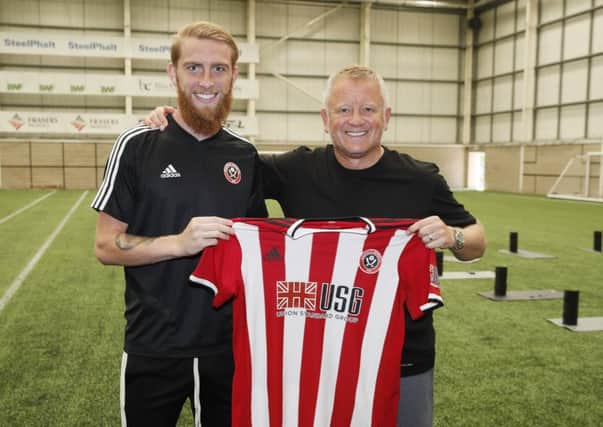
[{"left": 452, "top": 228, "right": 465, "bottom": 251}]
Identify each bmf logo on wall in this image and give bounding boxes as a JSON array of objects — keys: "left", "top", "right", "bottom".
[
  {"left": 223, "top": 161, "right": 241, "bottom": 184},
  {"left": 276, "top": 281, "right": 364, "bottom": 323}
]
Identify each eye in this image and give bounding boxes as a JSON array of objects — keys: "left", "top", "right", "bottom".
[
  {"left": 336, "top": 106, "right": 351, "bottom": 115},
  {"left": 213, "top": 64, "right": 228, "bottom": 73},
  {"left": 361, "top": 105, "right": 377, "bottom": 114},
  {"left": 186, "top": 64, "right": 200, "bottom": 73}
]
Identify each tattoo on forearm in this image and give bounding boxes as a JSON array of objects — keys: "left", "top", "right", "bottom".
[{"left": 115, "top": 233, "right": 156, "bottom": 251}]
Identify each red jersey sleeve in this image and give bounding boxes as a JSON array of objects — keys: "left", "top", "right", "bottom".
[
  {"left": 400, "top": 236, "right": 444, "bottom": 320},
  {"left": 189, "top": 237, "right": 242, "bottom": 307}
]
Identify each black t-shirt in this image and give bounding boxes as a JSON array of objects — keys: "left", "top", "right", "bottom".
[
  {"left": 91, "top": 116, "right": 267, "bottom": 357},
  {"left": 260, "top": 145, "right": 476, "bottom": 376}
]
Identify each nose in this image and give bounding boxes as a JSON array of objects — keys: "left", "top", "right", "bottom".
[
  {"left": 348, "top": 109, "right": 364, "bottom": 125},
  {"left": 198, "top": 70, "right": 213, "bottom": 89}
]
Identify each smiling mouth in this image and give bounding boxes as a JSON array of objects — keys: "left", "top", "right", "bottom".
[
  {"left": 345, "top": 130, "right": 368, "bottom": 137},
  {"left": 194, "top": 93, "right": 218, "bottom": 103}
]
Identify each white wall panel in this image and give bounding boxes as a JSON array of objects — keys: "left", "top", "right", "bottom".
[
  {"left": 287, "top": 41, "right": 326, "bottom": 76},
  {"left": 285, "top": 4, "right": 327, "bottom": 40},
  {"left": 396, "top": 83, "right": 426, "bottom": 114},
  {"left": 209, "top": 0, "right": 246, "bottom": 35},
  {"left": 430, "top": 117, "right": 457, "bottom": 143},
  {"left": 493, "top": 76, "right": 513, "bottom": 112},
  {"left": 371, "top": 45, "right": 398, "bottom": 79},
  {"left": 430, "top": 83, "right": 458, "bottom": 115},
  {"left": 496, "top": 1, "right": 516, "bottom": 38},
  {"left": 257, "top": 112, "right": 288, "bottom": 142},
  {"left": 0, "top": 0, "right": 38, "bottom": 24},
  {"left": 560, "top": 105, "right": 585, "bottom": 139},
  {"left": 540, "top": 0, "right": 564, "bottom": 24},
  {"left": 394, "top": 117, "right": 423, "bottom": 143},
  {"left": 535, "top": 107, "right": 558, "bottom": 140},
  {"left": 86, "top": 0, "right": 123, "bottom": 29},
  {"left": 563, "top": 14, "right": 591, "bottom": 60},
  {"left": 512, "top": 112, "right": 523, "bottom": 141},
  {"left": 474, "top": 116, "right": 491, "bottom": 143},
  {"left": 371, "top": 9, "right": 399, "bottom": 43},
  {"left": 516, "top": 0, "right": 527, "bottom": 32},
  {"left": 514, "top": 34, "right": 524, "bottom": 71},
  {"left": 475, "top": 81, "right": 492, "bottom": 114},
  {"left": 492, "top": 113, "right": 512, "bottom": 142},
  {"left": 479, "top": 9, "right": 495, "bottom": 43},
  {"left": 325, "top": 7, "right": 359, "bottom": 41},
  {"left": 417, "top": 13, "right": 437, "bottom": 44},
  {"left": 590, "top": 56, "right": 603, "bottom": 99},
  {"left": 536, "top": 65, "right": 560, "bottom": 106},
  {"left": 391, "top": 117, "right": 455, "bottom": 144},
  {"left": 257, "top": 3, "right": 288, "bottom": 38},
  {"left": 588, "top": 102, "right": 603, "bottom": 137},
  {"left": 494, "top": 38, "right": 515, "bottom": 75},
  {"left": 477, "top": 44, "right": 494, "bottom": 79},
  {"left": 394, "top": 82, "right": 456, "bottom": 115},
  {"left": 514, "top": 73, "right": 524, "bottom": 110},
  {"left": 383, "top": 81, "right": 396, "bottom": 111},
  {"left": 432, "top": 48, "right": 459, "bottom": 80},
  {"left": 40, "top": 0, "right": 84, "bottom": 28},
  {"left": 397, "top": 46, "right": 428, "bottom": 79},
  {"left": 256, "top": 77, "right": 287, "bottom": 111},
  {"left": 593, "top": 10, "right": 603, "bottom": 53},
  {"left": 326, "top": 43, "right": 358, "bottom": 76},
  {"left": 432, "top": 14, "right": 460, "bottom": 45},
  {"left": 597, "top": 0, "right": 603, "bottom": 7},
  {"left": 397, "top": 12, "right": 421, "bottom": 44},
  {"left": 132, "top": 0, "right": 170, "bottom": 32},
  {"left": 565, "top": 0, "right": 591, "bottom": 16},
  {"left": 561, "top": 60, "right": 588, "bottom": 103},
  {"left": 257, "top": 44, "right": 287, "bottom": 75},
  {"left": 286, "top": 78, "right": 324, "bottom": 111},
  {"left": 287, "top": 114, "right": 325, "bottom": 141},
  {"left": 538, "top": 23, "right": 562, "bottom": 65}
]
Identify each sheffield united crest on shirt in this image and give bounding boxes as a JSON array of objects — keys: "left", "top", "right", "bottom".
[
  {"left": 223, "top": 161, "right": 241, "bottom": 184},
  {"left": 359, "top": 248, "right": 382, "bottom": 274}
]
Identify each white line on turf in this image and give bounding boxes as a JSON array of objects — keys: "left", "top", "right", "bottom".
[
  {"left": 0, "top": 190, "right": 89, "bottom": 314},
  {"left": 0, "top": 190, "right": 57, "bottom": 225}
]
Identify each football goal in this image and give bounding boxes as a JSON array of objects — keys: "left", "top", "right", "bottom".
[{"left": 547, "top": 151, "right": 603, "bottom": 203}]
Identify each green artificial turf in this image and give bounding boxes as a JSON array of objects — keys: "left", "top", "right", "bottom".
[{"left": 0, "top": 190, "right": 601, "bottom": 426}]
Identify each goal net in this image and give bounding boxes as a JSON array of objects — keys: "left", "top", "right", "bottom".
[{"left": 547, "top": 151, "right": 603, "bottom": 203}]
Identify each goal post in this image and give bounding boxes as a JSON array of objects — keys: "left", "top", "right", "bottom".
[{"left": 547, "top": 152, "right": 603, "bottom": 203}]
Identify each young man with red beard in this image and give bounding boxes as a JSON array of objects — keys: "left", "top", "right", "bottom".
[{"left": 91, "top": 21, "right": 266, "bottom": 427}]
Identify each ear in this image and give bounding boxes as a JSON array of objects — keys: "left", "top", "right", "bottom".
[
  {"left": 167, "top": 63, "right": 177, "bottom": 86},
  {"left": 383, "top": 106, "right": 392, "bottom": 131},
  {"left": 320, "top": 108, "right": 329, "bottom": 131},
  {"left": 232, "top": 65, "right": 239, "bottom": 82}
]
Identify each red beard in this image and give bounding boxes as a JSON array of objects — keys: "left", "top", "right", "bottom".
[{"left": 177, "top": 85, "right": 233, "bottom": 137}]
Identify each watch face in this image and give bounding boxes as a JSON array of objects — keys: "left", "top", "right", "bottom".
[{"left": 455, "top": 229, "right": 464, "bottom": 249}]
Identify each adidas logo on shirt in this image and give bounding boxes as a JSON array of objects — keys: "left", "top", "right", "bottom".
[
  {"left": 160, "top": 164, "right": 181, "bottom": 178},
  {"left": 263, "top": 247, "right": 283, "bottom": 262}
]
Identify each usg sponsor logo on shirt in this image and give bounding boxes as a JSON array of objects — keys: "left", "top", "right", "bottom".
[
  {"left": 160, "top": 164, "right": 181, "bottom": 178},
  {"left": 275, "top": 281, "right": 364, "bottom": 323}
]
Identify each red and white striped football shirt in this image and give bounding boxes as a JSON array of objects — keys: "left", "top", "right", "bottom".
[{"left": 190, "top": 218, "right": 443, "bottom": 427}]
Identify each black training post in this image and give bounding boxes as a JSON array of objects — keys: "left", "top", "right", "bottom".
[
  {"left": 436, "top": 251, "right": 444, "bottom": 276},
  {"left": 494, "top": 266, "right": 508, "bottom": 297},
  {"left": 594, "top": 231, "right": 602, "bottom": 252},
  {"left": 509, "top": 232, "right": 518, "bottom": 253},
  {"left": 562, "top": 290, "right": 580, "bottom": 326}
]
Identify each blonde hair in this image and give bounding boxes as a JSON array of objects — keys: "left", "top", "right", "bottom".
[
  {"left": 171, "top": 21, "right": 239, "bottom": 66},
  {"left": 323, "top": 65, "right": 390, "bottom": 108}
]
